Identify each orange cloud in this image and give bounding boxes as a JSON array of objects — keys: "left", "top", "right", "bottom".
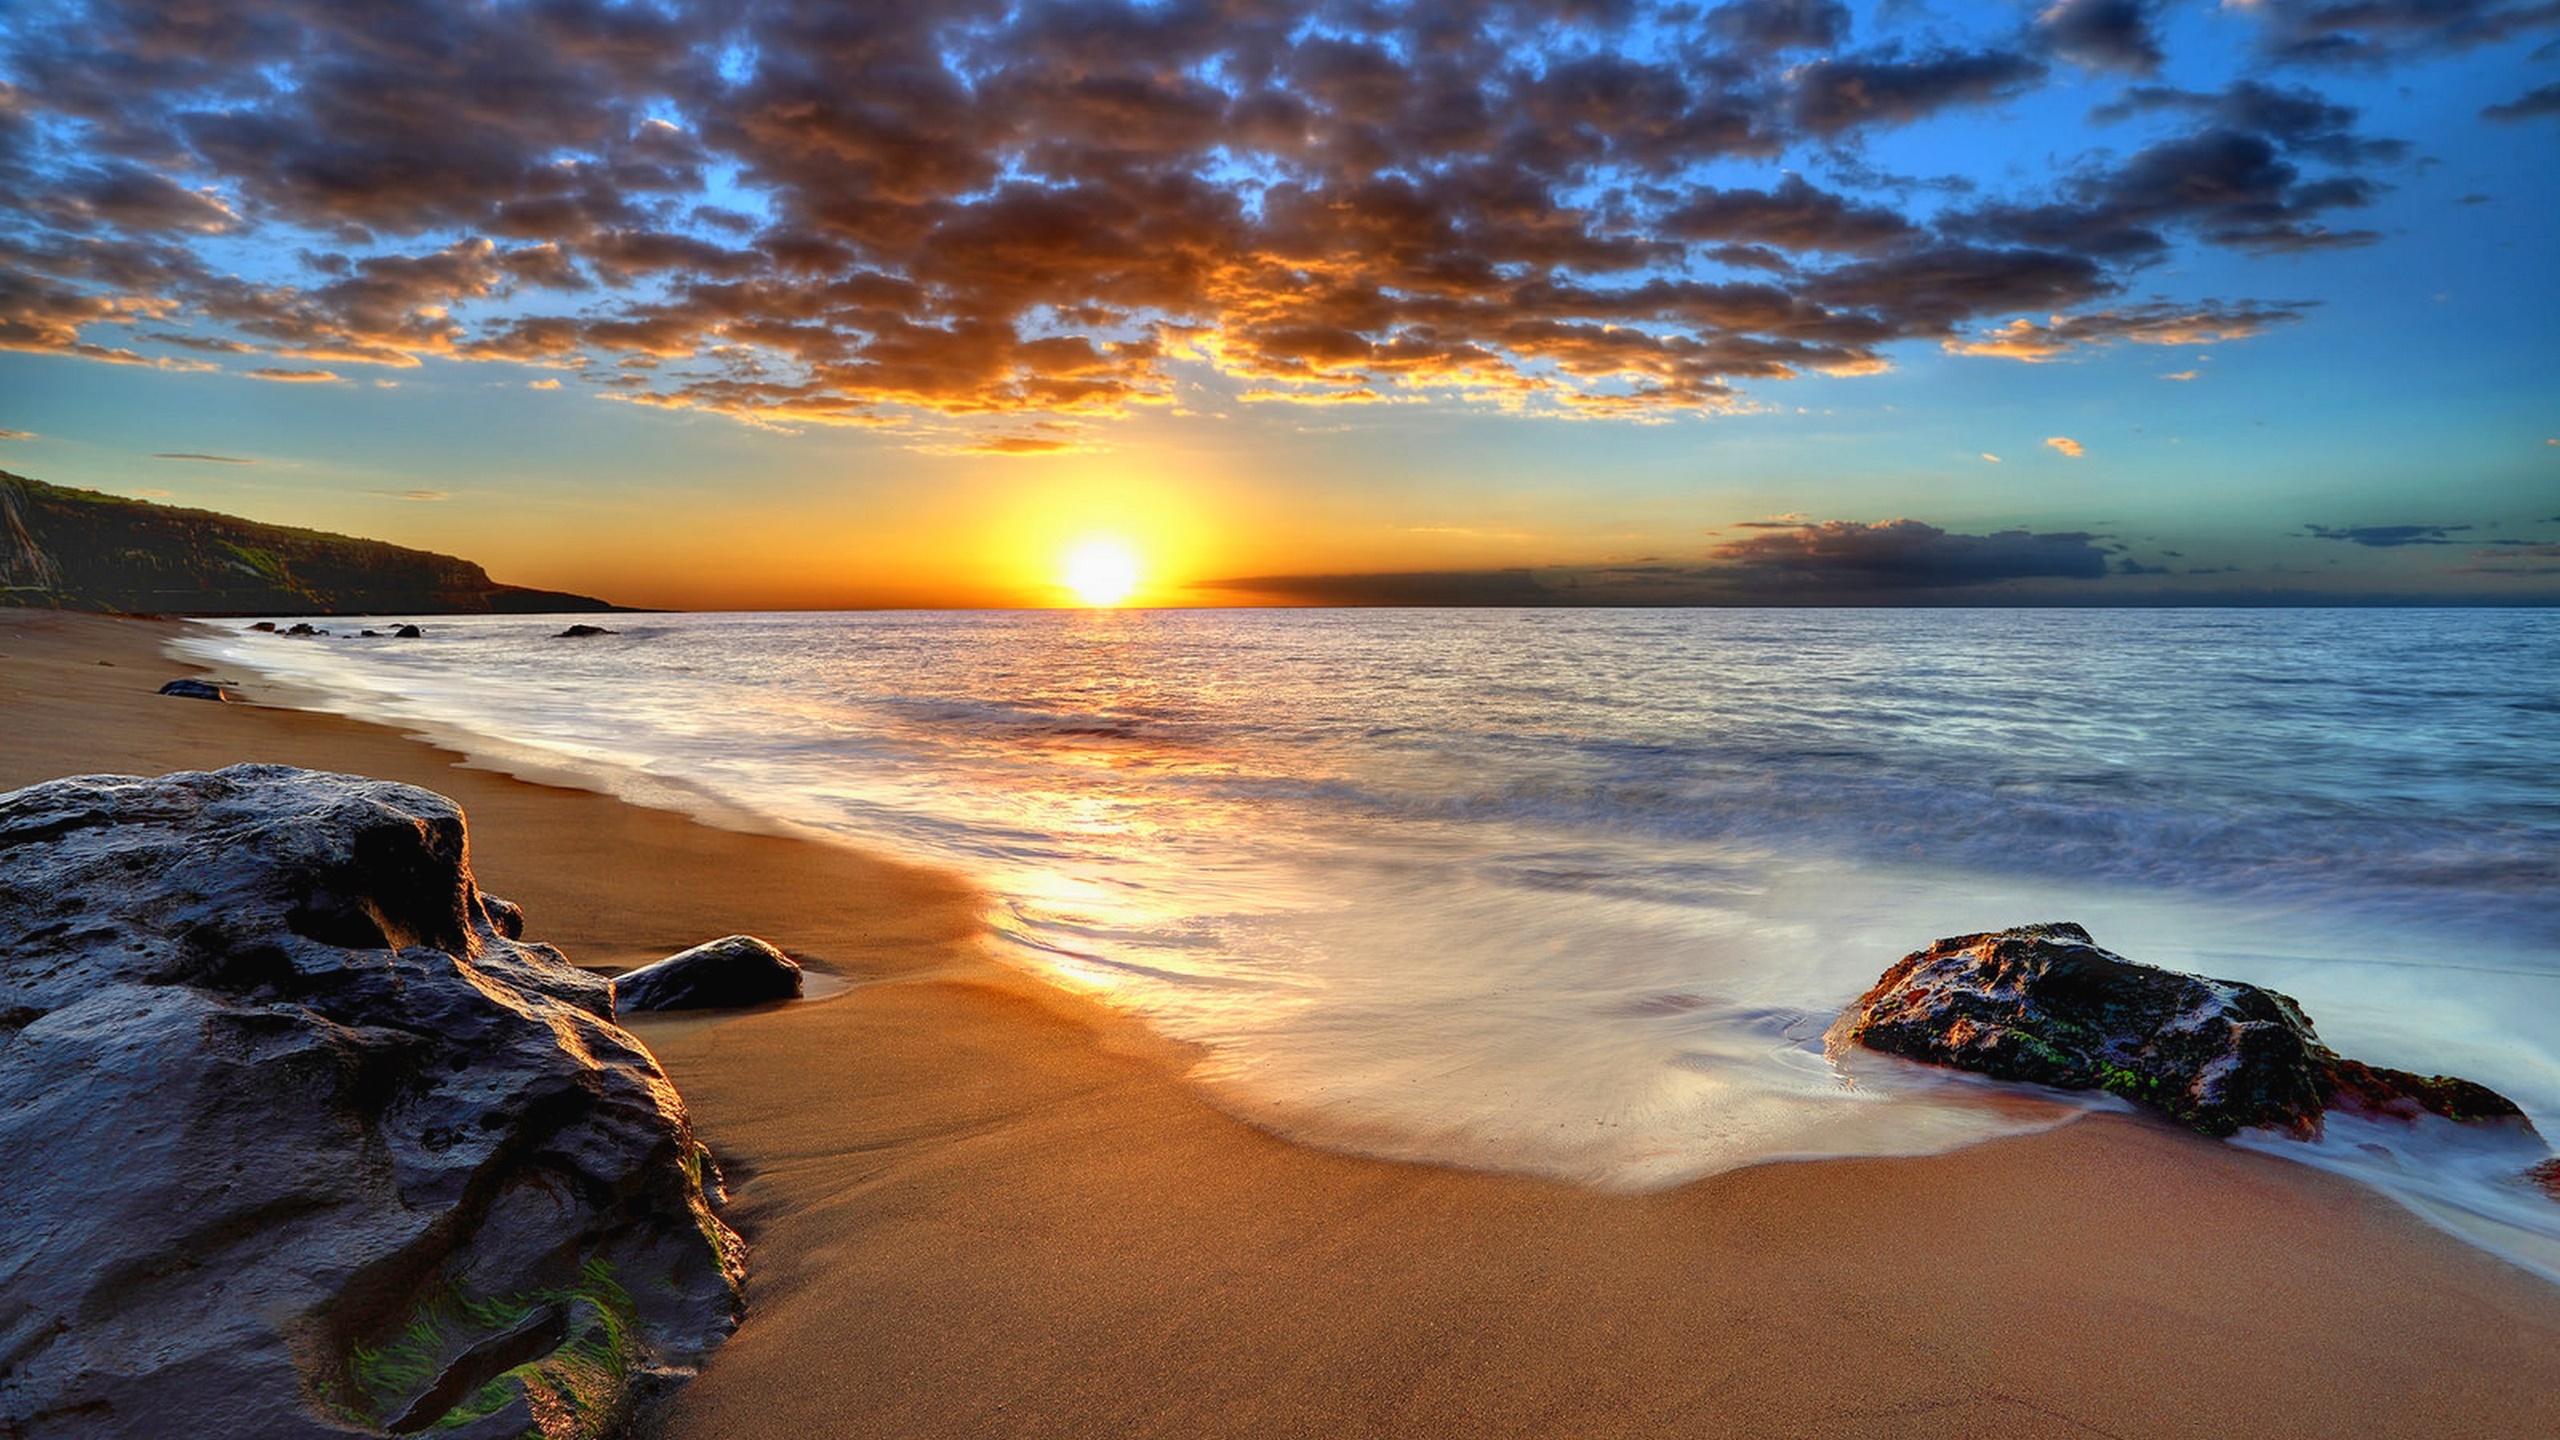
[{"left": 2045, "top": 436, "right": 2085, "bottom": 458}]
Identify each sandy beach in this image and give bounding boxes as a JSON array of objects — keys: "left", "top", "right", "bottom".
[{"left": 6, "top": 609, "right": 2557, "bottom": 1439}]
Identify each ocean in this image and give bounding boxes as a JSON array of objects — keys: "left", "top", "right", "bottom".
[{"left": 177, "top": 607, "right": 2560, "bottom": 1280}]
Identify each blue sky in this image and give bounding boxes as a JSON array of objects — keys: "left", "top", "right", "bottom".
[{"left": 2, "top": 0, "right": 2554, "bottom": 606}]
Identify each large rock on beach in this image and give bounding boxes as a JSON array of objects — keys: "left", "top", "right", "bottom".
[
  {"left": 616, "top": 935, "right": 803, "bottom": 1014},
  {"left": 0, "top": 765, "right": 743, "bottom": 1440},
  {"left": 1829, "top": 922, "right": 2534, "bottom": 1140}
]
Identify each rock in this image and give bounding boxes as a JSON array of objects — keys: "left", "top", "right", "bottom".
[
  {"left": 2530, "top": 1157, "right": 2560, "bottom": 1203},
  {"left": 393, "top": 624, "right": 424, "bottom": 639},
  {"left": 284, "top": 622, "right": 324, "bottom": 636},
  {"left": 0, "top": 765, "right": 743, "bottom": 1439},
  {"left": 248, "top": 621, "right": 277, "bottom": 632},
  {"left": 480, "top": 891, "right": 527, "bottom": 939},
  {"left": 360, "top": 628, "right": 383, "bottom": 637},
  {"left": 555, "top": 624, "right": 615, "bottom": 638},
  {"left": 616, "top": 935, "right": 803, "bottom": 1014},
  {"left": 1828, "top": 923, "right": 2536, "bottom": 1140},
  {"left": 156, "top": 678, "right": 238, "bottom": 702}
]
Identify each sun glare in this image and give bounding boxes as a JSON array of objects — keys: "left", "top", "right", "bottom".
[{"left": 1062, "top": 536, "right": 1141, "bottom": 607}]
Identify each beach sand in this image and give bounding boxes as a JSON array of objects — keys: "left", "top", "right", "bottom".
[{"left": 6, "top": 610, "right": 2557, "bottom": 1438}]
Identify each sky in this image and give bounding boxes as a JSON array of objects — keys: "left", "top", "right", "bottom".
[{"left": 1, "top": 0, "right": 2554, "bottom": 608}]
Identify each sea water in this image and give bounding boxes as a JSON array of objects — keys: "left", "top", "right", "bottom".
[{"left": 175, "top": 608, "right": 2560, "bottom": 1279}]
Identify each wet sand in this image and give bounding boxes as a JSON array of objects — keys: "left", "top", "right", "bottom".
[{"left": 6, "top": 610, "right": 2557, "bottom": 1438}]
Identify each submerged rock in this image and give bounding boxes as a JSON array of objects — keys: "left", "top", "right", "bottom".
[
  {"left": 2530, "top": 1157, "right": 2560, "bottom": 1204},
  {"left": 555, "top": 623, "right": 615, "bottom": 638},
  {"left": 0, "top": 765, "right": 743, "bottom": 1439},
  {"left": 248, "top": 620, "right": 277, "bottom": 632},
  {"left": 1829, "top": 922, "right": 2535, "bottom": 1140},
  {"left": 393, "top": 623, "right": 424, "bottom": 639},
  {"left": 155, "top": 677, "right": 238, "bottom": 702},
  {"left": 616, "top": 935, "right": 803, "bottom": 1014}
]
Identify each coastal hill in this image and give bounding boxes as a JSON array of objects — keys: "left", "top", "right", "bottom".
[{"left": 0, "top": 470, "right": 617, "bottom": 615}]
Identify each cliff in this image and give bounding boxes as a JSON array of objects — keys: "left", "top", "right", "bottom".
[{"left": 0, "top": 471, "right": 618, "bottom": 615}]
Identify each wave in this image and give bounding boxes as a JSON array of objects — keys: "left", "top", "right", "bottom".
[{"left": 172, "top": 608, "right": 2560, "bottom": 1282}]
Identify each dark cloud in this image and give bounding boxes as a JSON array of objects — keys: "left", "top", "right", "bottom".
[
  {"left": 2038, "top": 0, "right": 2168, "bottom": 75},
  {"left": 1214, "top": 518, "right": 2137, "bottom": 604},
  {"left": 2234, "top": 0, "right": 2560, "bottom": 65},
  {"left": 1790, "top": 49, "right": 2050, "bottom": 137},
  {"left": 2482, "top": 81, "right": 2560, "bottom": 121},
  {"left": 0, "top": 1, "right": 2461, "bottom": 428},
  {"left": 1712, "top": 519, "right": 2114, "bottom": 585},
  {"left": 1704, "top": 0, "right": 1851, "bottom": 56},
  {"left": 2092, "top": 81, "right": 2410, "bottom": 163},
  {"left": 152, "top": 452, "right": 253, "bottom": 463},
  {"left": 1946, "top": 298, "right": 2315, "bottom": 359},
  {"left": 1660, "top": 175, "right": 1920, "bottom": 253},
  {"left": 2302, "top": 522, "right": 2472, "bottom": 545},
  {"left": 1967, "top": 81, "right": 2408, "bottom": 261}
]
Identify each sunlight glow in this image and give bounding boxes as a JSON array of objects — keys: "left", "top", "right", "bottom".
[{"left": 1062, "top": 536, "right": 1141, "bottom": 606}]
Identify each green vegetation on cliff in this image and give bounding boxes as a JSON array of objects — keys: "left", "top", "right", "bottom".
[{"left": 0, "top": 471, "right": 617, "bottom": 615}]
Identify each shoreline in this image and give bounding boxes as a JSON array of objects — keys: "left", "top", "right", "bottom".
[{"left": 5, "top": 610, "right": 2558, "bottom": 1436}]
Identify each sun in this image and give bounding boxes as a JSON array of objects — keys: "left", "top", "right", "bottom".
[{"left": 1061, "top": 536, "right": 1141, "bottom": 607}]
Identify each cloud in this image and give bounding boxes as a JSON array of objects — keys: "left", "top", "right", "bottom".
[
  {"left": 1791, "top": 49, "right": 2050, "bottom": 137},
  {"left": 2302, "top": 522, "right": 2471, "bottom": 545},
  {"left": 2038, "top": 0, "right": 2168, "bottom": 75},
  {"left": 0, "top": 428, "right": 33, "bottom": 440},
  {"left": 526, "top": 378, "right": 562, "bottom": 390},
  {"left": 912, "top": 434, "right": 1098, "bottom": 456},
  {"left": 1982, "top": 452, "right": 2003, "bottom": 462},
  {"left": 2456, "top": 543, "right": 2560, "bottom": 574},
  {"left": 1945, "top": 299, "right": 2313, "bottom": 360},
  {"left": 1955, "top": 132, "right": 2388, "bottom": 259},
  {"left": 1660, "top": 176, "right": 1921, "bottom": 255},
  {"left": 2483, "top": 82, "right": 2560, "bottom": 122},
  {"left": 1711, "top": 518, "right": 2114, "bottom": 585},
  {"left": 365, "top": 488, "right": 449, "bottom": 501},
  {"left": 245, "top": 367, "right": 342, "bottom": 383},
  {"left": 152, "top": 452, "right": 253, "bottom": 463},
  {"left": 2232, "top": 0, "right": 2560, "bottom": 65},
  {"left": 2091, "top": 81, "right": 2408, "bottom": 164},
  {"left": 1706, "top": 0, "right": 1851, "bottom": 55},
  {"left": 0, "top": 1, "right": 2442, "bottom": 429},
  {"left": 2046, "top": 436, "right": 2085, "bottom": 457},
  {"left": 2161, "top": 369, "right": 2199, "bottom": 380}
]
